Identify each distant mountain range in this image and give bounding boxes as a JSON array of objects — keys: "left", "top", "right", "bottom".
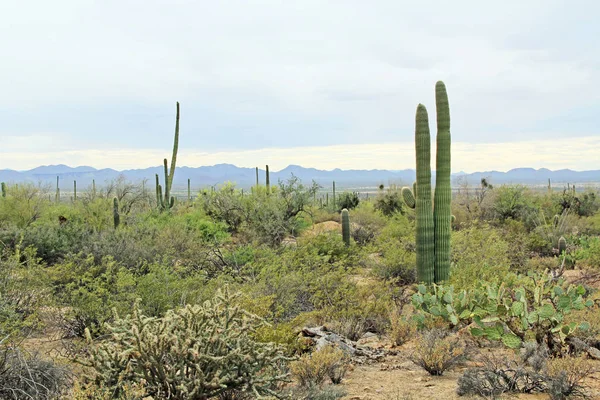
[{"left": 1, "top": 164, "right": 599, "bottom": 191}]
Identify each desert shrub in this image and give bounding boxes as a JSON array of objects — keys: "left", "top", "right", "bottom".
[
  {"left": 574, "top": 236, "right": 600, "bottom": 269},
  {"left": 0, "top": 183, "right": 50, "bottom": 229},
  {"left": 410, "top": 329, "right": 466, "bottom": 375},
  {"left": 287, "top": 385, "right": 347, "bottom": 400},
  {"left": 313, "top": 281, "right": 394, "bottom": 341},
  {"left": 0, "top": 344, "right": 69, "bottom": 400},
  {"left": 450, "top": 224, "right": 515, "bottom": 291},
  {"left": 374, "top": 190, "right": 404, "bottom": 216},
  {"left": 82, "top": 288, "right": 291, "bottom": 399},
  {"left": 374, "top": 241, "right": 416, "bottom": 283},
  {"left": 0, "top": 245, "right": 49, "bottom": 337},
  {"left": 336, "top": 192, "right": 360, "bottom": 211},
  {"left": 290, "top": 345, "right": 348, "bottom": 388},
  {"left": 456, "top": 348, "right": 547, "bottom": 397},
  {"left": 199, "top": 183, "right": 245, "bottom": 232},
  {"left": 17, "top": 221, "right": 92, "bottom": 264},
  {"left": 486, "top": 185, "right": 534, "bottom": 222},
  {"left": 388, "top": 313, "right": 417, "bottom": 346},
  {"left": 347, "top": 202, "right": 387, "bottom": 245},
  {"left": 546, "top": 356, "right": 595, "bottom": 400},
  {"left": 373, "top": 215, "right": 416, "bottom": 282}
]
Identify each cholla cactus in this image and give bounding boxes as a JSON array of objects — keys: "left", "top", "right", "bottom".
[{"left": 82, "top": 288, "right": 291, "bottom": 399}]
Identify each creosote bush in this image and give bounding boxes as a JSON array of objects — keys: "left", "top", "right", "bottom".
[
  {"left": 81, "top": 288, "right": 291, "bottom": 399},
  {"left": 290, "top": 345, "right": 349, "bottom": 388},
  {"left": 388, "top": 312, "right": 417, "bottom": 346},
  {"left": 410, "top": 329, "right": 466, "bottom": 376},
  {"left": 0, "top": 344, "right": 69, "bottom": 400},
  {"left": 546, "top": 356, "right": 595, "bottom": 400}
]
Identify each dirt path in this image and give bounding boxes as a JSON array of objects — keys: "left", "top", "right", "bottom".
[{"left": 339, "top": 349, "right": 600, "bottom": 400}]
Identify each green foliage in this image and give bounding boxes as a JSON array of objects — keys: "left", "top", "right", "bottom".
[
  {"left": 574, "top": 236, "right": 600, "bottom": 269},
  {"left": 1, "top": 182, "right": 6, "bottom": 198},
  {"left": 374, "top": 190, "right": 404, "bottom": 217},
  {"left": 336, "top": 191, "right": 359, "bottom": 211},
  {"left": 489, "top": 185, "right": 534, "bottom": 222},
  {"left": 450, "top": 224, "right": 515, "bottom": 291},
  {"left": 0, "top": 182, "right": 50, "bottom": 229},
  {"left": 82, "top": 288, "right": 291, "bottom": 399}
]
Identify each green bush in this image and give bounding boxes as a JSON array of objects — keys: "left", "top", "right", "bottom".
[
  {"left": 82, "top": 288, "right": 291, "bottom": 399},
  {"left": 450, "top": 224, "right": 515, "bottom": 291},
  {"left": 336, "top": 192, "right": 360, "bottom": 211}
]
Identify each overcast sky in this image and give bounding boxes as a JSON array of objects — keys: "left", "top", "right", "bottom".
[{"left": 1, "top": 0, "right": 598, "bottom": 172}]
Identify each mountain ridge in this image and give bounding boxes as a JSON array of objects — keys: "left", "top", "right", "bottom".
[{"left": 1, "top": 164, "right": 599, "bottom": 189}]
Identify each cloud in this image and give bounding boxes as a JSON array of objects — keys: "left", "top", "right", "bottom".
[
  {"left": 0, "top": 1, "right": 598, "bottom": 158},
  {"left": 2, "top": 136, "right": 599, "bottom": 172}
]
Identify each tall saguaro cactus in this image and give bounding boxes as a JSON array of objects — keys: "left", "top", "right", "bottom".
[
  {"left": 332, "top": 181, "right": 336, "bottom": 209},
  {"left": 1, "top": 182, "right": 6, "bottom": 198},
  {"left": 341, "top": 208, "right": 350, "bottom": 246},
  {"left": 156, "top": 102, "right": 180, "bottom": 211},
  {"left": 55, "top": 176, "right": 60, "bottom": 203},
  {"left": 113, "top": 198, "right": 120, "bottom": 229},
  {"left": 414, "top": 104, "right": 435, "bottom": 284},
  {"left": 403, "top": 81, "right": 452, "bottom": 284},
  {"left": 265, "top": 165, "right": 270, "bottom": 193},
  {"left": 433, "top": 81, "right": 452, "bottom": 282},
  {"left": 73, "top": 180, "right": 77, "bottom": 202},
  {"left": 255, "top": 167, "right": 259, "bottom": 187}
]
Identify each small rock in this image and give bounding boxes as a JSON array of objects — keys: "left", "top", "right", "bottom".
[{"left": 587, "top": 347, "right": 600, "bottom": 360}]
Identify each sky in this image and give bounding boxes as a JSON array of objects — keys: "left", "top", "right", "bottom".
[{"left": 1, "top": 0, "right": 599, "bottom": 172}]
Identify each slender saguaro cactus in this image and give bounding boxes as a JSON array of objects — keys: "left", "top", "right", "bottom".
[
  {"left": 92, "top": 179, "right": 96, "bottom": 198},
  {"left": 73, "top": 180, "right": 77, "bottom": 202},
  {"left": 55, "top": 176, "right": 60, "bottom": 203},
  {"left": 187, "top": 178, "right": 191, "bottom": 202},
  {"left": 414, "top": 104, "right": 435, "bottom": 284},
  {"left": 332, "top": 181, "right": 336, "bottom": 209},
  {"left": 156, "top": 102, "right": 180, "bottom": 210},
  {"left": 341, "top": 208, "right": 350, "bottom": 246},
  {"left": 1, "top": 182, "right": 6, "bottom": 198},
  {"left": 265, "top": 165, "right": 270, "bottom": 193},
  {"left": 433, "top": 81, "right": 451, "bottom": 282},
  {"left": 113, "top": 198, "right": 120, "bottom": 229},
  {"left": 255, "top": 167, "right": 259, "bottom": 187}
]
